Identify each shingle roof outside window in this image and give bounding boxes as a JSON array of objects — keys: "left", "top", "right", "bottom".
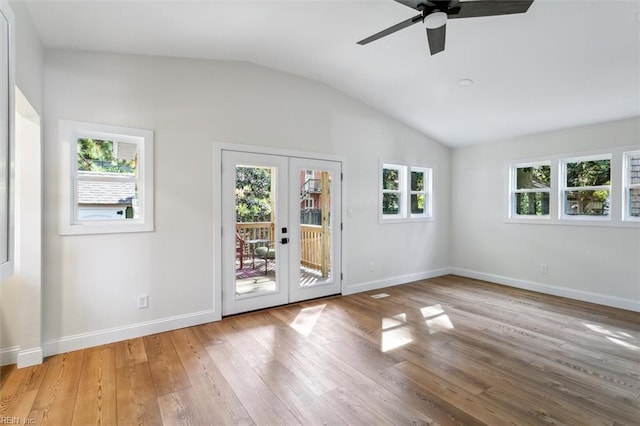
[{"left": 77, "top": 171, "right": 135, "bottom": 205}]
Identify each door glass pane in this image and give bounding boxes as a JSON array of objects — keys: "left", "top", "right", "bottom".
[
  {"left": 299, "top": 169, "right": 332, "bottom": 287},
  {"left": 235, "top": 164, "right": 277, "bottom": 297}
]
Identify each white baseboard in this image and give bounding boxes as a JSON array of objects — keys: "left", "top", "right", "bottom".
[
  {"left": 43, "top": 309, "right": 220, "bottom": 357},
  {"left": 0, "top": 346, "right": 19, "bottom": 366},
  {"left": 451, "top": 268, "right": 640, "bottom": 313},
  {"left": 343, "top": 267, "right": 453, "bottom": 295},
  {"left": 17, "top": 347, "right": 43, "bottom": 368}
]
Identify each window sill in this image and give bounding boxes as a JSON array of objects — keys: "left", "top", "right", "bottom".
[
  {"left": 60, "top": 221, "right": 154, "bottom": 236},
  {"left": 380, "top": 216, "right": 434, "bottom": 225},
  {"left": 505, "top": 217, "right": 639, "bottom": 228}
]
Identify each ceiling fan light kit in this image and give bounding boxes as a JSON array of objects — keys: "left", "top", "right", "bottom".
[
  {"left": 358, "top": 0, "right": 534, "bottom": 55},
  {"left": 424, "top": 11, "right": 447, "bottom": 29}
]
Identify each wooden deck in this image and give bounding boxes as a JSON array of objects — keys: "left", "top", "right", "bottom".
[
  {"left": 236, "top": 222, "right": 331, "bottom": 277},
  {"left": 235, "top": 259, "right": 328, "bottom": 296},
  {"left": 1, "top": 275, "right": 639, "bottom": 425}
]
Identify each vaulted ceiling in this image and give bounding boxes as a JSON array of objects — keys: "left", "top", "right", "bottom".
[{"left": 23, "top": 0, "right": 640, "bottom": 147}]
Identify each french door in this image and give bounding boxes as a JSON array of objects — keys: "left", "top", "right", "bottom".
[{"left": 221, "top": 150, "right": 342, "bottom": 316}]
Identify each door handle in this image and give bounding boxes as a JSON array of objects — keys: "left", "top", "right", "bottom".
[{"left": 280, "top": 237, "right": 289, "bottom": 244}]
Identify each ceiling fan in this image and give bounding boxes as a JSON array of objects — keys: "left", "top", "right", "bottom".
[{"left": 357, "top": 0, "right": 534, "bottom": 55}]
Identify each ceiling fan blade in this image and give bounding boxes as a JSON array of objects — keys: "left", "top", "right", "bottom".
[
  {"left": 426, "top": 24, "right": 446, "bottom": 55},
  {"left": 357, "top": 14, "right": 423, "bottom": 45},
  {"left": 449, "top": 0, "right": 533, "bottom": 19}
]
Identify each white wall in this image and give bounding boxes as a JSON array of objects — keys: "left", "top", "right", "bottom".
[
  {"left": 42, "top": 50, "right": 450, "bottom": 354},
  {"left": 451, "top": 118, "right": 640, "bottom": 311},
  {"left": 0, "top": 1, "right": 44, "bottom": 366}
]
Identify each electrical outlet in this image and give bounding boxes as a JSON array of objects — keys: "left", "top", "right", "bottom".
[
  {"left": 138, "top": 295, "right": 149, "bottom": 309},
  {"left": 540, "top": 264, "right": 549, "bottom": 274}
]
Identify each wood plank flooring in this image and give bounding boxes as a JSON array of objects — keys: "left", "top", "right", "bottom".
[{"left": 1, "top": 275, "right": 639, "bottom": 425}]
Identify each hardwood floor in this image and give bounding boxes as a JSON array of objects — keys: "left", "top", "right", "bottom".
[{"left": 1, "top": 275, "right": 639, "bottom": 425}]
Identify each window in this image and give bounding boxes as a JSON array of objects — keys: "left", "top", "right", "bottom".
[
  {"left": 508, "top": 148, "right": 639, "bottom": 227},
  {"left": 59, "top": 120, "right": 154, "bottom": 235},
  {"left": 380, "top": 162, "right": 433, "bottom": 222},
  {"left": 561, "top": 155, "right": 611, "bottom": 219},
  {"left": 510, "top": 163, "right": 550, "bottom": 217},
  {"left": 381, "top": 164, "right": 406, "bottom": 219},
  {"left": 410, "top": 167, "right": 432, "bottom": 218},
  {"left": 623, "top": 151, "right": 640, "bottom": 221},
  {"left": 303, "top": 197, "right": 314, "bottom": 209}
]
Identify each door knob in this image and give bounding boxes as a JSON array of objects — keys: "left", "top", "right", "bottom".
[{"left": 281, "top": 237, "right": 289, "bottom": 244}]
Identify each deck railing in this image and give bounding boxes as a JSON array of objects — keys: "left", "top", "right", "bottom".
[
  {"left": 236, "top": 222, "right": 329, "bottom": 272},
  {"left": 236, "top": 222, "right": 274, "bottom": 242},
  {"left": 300, "top": 224, "right": 329, "bottom": 270}
]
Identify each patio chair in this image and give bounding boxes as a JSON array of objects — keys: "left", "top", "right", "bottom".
[
  {"left": 254, "top": 241, "right": 276, "bottom": 274},
  {"left": 236, "top": 232, "right": 246, "bottom": 269}
]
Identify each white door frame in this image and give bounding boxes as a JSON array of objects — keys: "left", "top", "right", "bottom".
[{"left": 213, "top": 142, "right": 347, "bottom": 318}]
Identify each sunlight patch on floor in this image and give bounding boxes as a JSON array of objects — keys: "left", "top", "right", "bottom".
[
  {"left": 381, "top": 327, "right": 412, "bottom": 352},
  {"left": 382, "top": 313, "right": 407, "bottom": 330},
  {"left": 290, "top": 304, "right": 326, "bottom": 337},
  {"left": 583, "top": 322, "right": 637, "bottom": 351},
  {"left": 381, "top": 313, "right": 412, "bottom": 352},
  {"left": 606, "top": 337, "right": 639, "bottom": 351},
  {"left": 420, "top": 304, "right": 444, "bottom": 318},
  {"left": 584, "top": 323, "right": 618, "bottom": 337},
  {"left": 421, "top": 304, "right": 454, "bottom": 334},
  {"left": 426, "top": 315, "right": 454, "bottom": 334}
]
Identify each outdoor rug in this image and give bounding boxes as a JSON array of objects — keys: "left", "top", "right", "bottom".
[{"left": 235, "top": 267, "right": 263, "bottom": 280}]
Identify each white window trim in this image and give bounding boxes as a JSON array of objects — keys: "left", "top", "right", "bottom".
[
  {"left": 559, "top": 154, "right": 611, "bottom": 221},
  {"left": 59, "top": 120, "right": 154, "bottom": 235},
  {"left": 509, "top": 161, "right": 551, "bottom": 219},
  {"left": 380, "top": 161, "right": 434, "bottom": 223},
  {"left": 623, "top": 150, "right": 640, "bottom": 222}
]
